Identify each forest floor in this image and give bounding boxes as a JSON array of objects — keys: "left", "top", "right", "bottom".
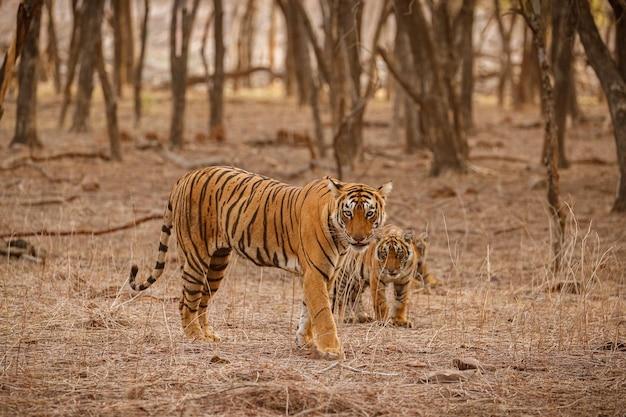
[{"left": 0, "top": 88, "right": 625, "bottom": 417}]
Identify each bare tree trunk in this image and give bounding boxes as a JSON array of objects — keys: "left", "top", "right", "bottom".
[
  {"left": 123, "top": 0, "right": 134, "bottom": 86},
  {"left": 134, "top": 0, "right": 150, "bottom": 127},
  {"left": 515, "top": 26, "right": 540, "bottom": 108},
  {"left": 58, "top": 0, "right": 81, "bottom": 128},
  {"left": 394, "top": 27, "right": 422, "bottom": 152},
  {"left": 393, "top": 0, "right": 466, "bottom": 175},
  {"left": 209, "top": 0, "right": 225, "bottom": 141},
  {"left": 112, "top": 0, "right": 125, "bottom": 96},
  {"left": 235, "top": 0, "right": 256, "bottom": 90},
  {"left": 613, "top": 0, "right": 626, "bottom": 81},
  {"left": 291, "top": 0, "right": 324, "bottom": 158},
  {"left": 112, "top": 0, "right": 135, "bottom": 96},
  {"left": 277, "top": 0, "right": 296, "bottom": 98},
  {"left": 331, "top": 0, "right": 361, "bottom": 176},
  {"left": 521, "top": 1, "right": 566, "bottom": 272},
  {"left": 494, "top": 0, "right": 516, "bottom": 107},
  {"left": 70, "top": 0, "right": 100, "bottom": 133},
  {"left": 168, "top": 0, "right": 200, "bottom": 148},
  {"left": 278, "top": 0, "right": 307, "bottom": 104},
  {"left": 93, "top": 0, "right": 120, "bottom": 161},
  {"left": 0, "top": 2, "right": 37, "bottom": 121},
  {"left": 268, "top": 0, "right": 276, "bottom": 72},
  {"left": 576, "top": 0, "right": 626, "bottom": 212},
  {"left": 459, "top": 0, "right": 475, "bottom": 130},
  {"left": 544, "top": 1, "right": 575, "bottom": 168},
  {"left": 44, "top": 0, "right": 61, "bottom": 94},
  {"left": 11, "top": 0, "right": 43, "bottom": 148}
]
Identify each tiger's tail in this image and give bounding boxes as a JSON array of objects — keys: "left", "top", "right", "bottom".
[{"left": 129, "top": 201, "right": 173, "bottom": 291}]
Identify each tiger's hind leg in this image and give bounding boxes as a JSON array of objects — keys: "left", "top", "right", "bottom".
[
  {"left": 179, "top": 263, "right": 208, "bottom": 340},
  {"left": 296, "top": 302, "right": 313, "bottom": 349},
  {"left": 197, "top": 248, "right": 231, "bottom": 341}
]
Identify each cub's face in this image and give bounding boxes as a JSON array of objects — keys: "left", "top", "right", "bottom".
[
  {"left": 375, "top": 227, "right": 427, "bottom": 277},
  {"left": 327, "top": 177, "right": 392, "bottom": 252}
]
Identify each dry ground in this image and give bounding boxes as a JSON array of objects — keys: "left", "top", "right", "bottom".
[{"left": 1, "top": 89, "right": 625, "bottom": 416}]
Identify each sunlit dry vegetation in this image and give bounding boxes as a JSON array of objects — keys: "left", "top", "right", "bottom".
[{"left": 1, "top": 0, "right": 625, "bottom": 416}]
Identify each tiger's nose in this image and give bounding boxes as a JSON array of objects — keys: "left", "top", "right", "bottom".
[{"left": 353, "top": 234, "right": 367, "bottom": 243}]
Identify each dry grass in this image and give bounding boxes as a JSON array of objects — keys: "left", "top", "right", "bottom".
[{"left": 1, "top": 90, "right": 625, "bottom": 416}]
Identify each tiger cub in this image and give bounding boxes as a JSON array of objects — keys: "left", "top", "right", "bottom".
[
  {"left": 333, "top": 224, "right": 432, "bottom": 328},
  {"left": 128, "top": 166, "right": 391, "bottom": 360}
]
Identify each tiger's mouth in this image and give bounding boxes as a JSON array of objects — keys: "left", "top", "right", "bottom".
[{"left": 350, "top": 242, "right": 369, "bottom": 252}]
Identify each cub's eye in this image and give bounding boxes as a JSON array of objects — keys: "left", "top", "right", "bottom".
[
  {"left": 342, "top": 210, "right": 352, "bottom": 218},
  {"left": 366, "top": 210, "right": 375, "bottom": 219}
]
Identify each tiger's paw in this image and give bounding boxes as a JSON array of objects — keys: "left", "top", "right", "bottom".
[
  {"left": 295, "top": 331, "right": 313, "bottom": 349},
  {"left": 202, "top": 327, "right": 222, "bottom": 342},
  {"left": 314, "top": 346, "right": 345, "bottom": 361},
  {"left": 344, "top": 313, "right": 373, "bottom": 324},
  {"left": 183, "top": 325, "right": 205, "bottom": 341},
  {"left": 392, "top": 318, "right": 414, "bottom": 328},
  {"left": 424, "top": 274, "right": 441, "bottom": 288},
  {"left": 356, "top": 312, "right": 374, "bottom": 323}
]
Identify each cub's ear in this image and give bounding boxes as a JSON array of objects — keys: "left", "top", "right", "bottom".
[
  {"left": 325, "top": 176, "right": 343, "bottom": 197},
  {"left": 415, "top": 232, "right": 428, "bottom": 255},
  {"left": 378, "top": 181, "right": 393, "bottom": 198},
  {"left": 402, "top": 228, "right": 416, "bottom": 243}
]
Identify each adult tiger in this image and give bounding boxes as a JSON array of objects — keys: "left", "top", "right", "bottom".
[
  {"left": 332, "top": 224, "right": 433, "bottom": 328},
  {"left": 128, "top": 166, "right": 391, "bottom": 359}
]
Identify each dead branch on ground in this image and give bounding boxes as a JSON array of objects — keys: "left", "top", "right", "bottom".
[
  {"left": 2, "top": 161, "right": 84, "bottom": 184},
  {"left": 1, "top": 151, "right": 111, "bottom": 170},
  {"left": 1, "top": 212, "right": 163, "bottom": 239},
  {"left": 1, "top": 194, "right": 79, "bottom": 207}
]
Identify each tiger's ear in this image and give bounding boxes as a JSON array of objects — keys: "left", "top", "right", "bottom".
[
  {"left": 403, "top": 228, "right": 416, "bottom": 243},
  {"left": 378, "top": 181, "right": 393, "bottom": 198},
  {"left": 414, "top": 232, "right": 428, "bottom": 254},
  {"left": 325, "top": 176, "right": 343, "bottom": 197}
]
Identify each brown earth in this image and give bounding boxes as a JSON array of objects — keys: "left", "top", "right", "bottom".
[{"left": 0, "top": 89, "right": 625, "bottom": 416}]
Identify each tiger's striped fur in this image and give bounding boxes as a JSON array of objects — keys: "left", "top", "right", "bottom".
[
  {"left": 129, "top": 166, "right": 391, "bottom": 359},
  {"left": 333, "top": 224, "right": 431, "bottom": 328}
]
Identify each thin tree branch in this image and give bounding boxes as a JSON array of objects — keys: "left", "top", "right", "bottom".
[{"left": 377, "top": 46, "right": 423, "bottom": 106}]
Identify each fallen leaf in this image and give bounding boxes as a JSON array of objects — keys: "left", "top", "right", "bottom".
[
  {"left": 453, "top": 357, "right": 495, "bottom": 371},
  {"left": 405, "top": 360, "right": 428, "bottom": 368},
  {"left": 429, "top": 186, "right": 457, "bottom": 199},
  {"left": 81, "top": 177, "right": 100, "bottom": 192},
  {"left": 210, "top": 355, "right": 230, "bottom": 364}
]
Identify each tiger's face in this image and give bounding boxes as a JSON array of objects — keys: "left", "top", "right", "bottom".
[
  {"left": 375, "top": 226, "right": 427, "bottom": 277},
  {"left": 327, "top": 177, "right": 392, "bottom": 252}
]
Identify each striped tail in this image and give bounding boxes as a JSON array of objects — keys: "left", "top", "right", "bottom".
[{"left": 129, "top": 201, "right": 173, "bottom": 291}]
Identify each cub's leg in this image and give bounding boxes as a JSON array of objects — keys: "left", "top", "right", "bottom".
[
  {"left": 417, "top": 262, "right": 441, "bottom": 288},
  {"left": 179, "top": 263, "right": 207, "bottom": 340},
  {"left": 370, "top": 275, "right": 389, "bottom": 322},
  {"left": 197, "top": 248, "right": 231, "bottom": 341},
  {"left": 352, "top": 290, "right": 373, "bottom": 323},
  {"left": 333, "top": 275, "right": 357, "bottom": 323},
  {"left": 295, "top": 302, "right": 313, "bottom": 348},
  {"left": 344, "top": 281, "right": 372, "bottom": 323},
  {"left": 391, "top": 282, "right": 413, "bottom": 328},
  {"left": 303, "top": 271, "right": 343, "bottom": 360}
]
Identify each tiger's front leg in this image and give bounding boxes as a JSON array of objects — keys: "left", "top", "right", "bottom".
[
  {"left": 302, "top": 270, "right": 343, "bottom": 360},
  {"left": 391, "top": 282, "right": 413, "bottom": 328},
  {"left": 370, "top": 273, "right": 389, "bottom": 322}
]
